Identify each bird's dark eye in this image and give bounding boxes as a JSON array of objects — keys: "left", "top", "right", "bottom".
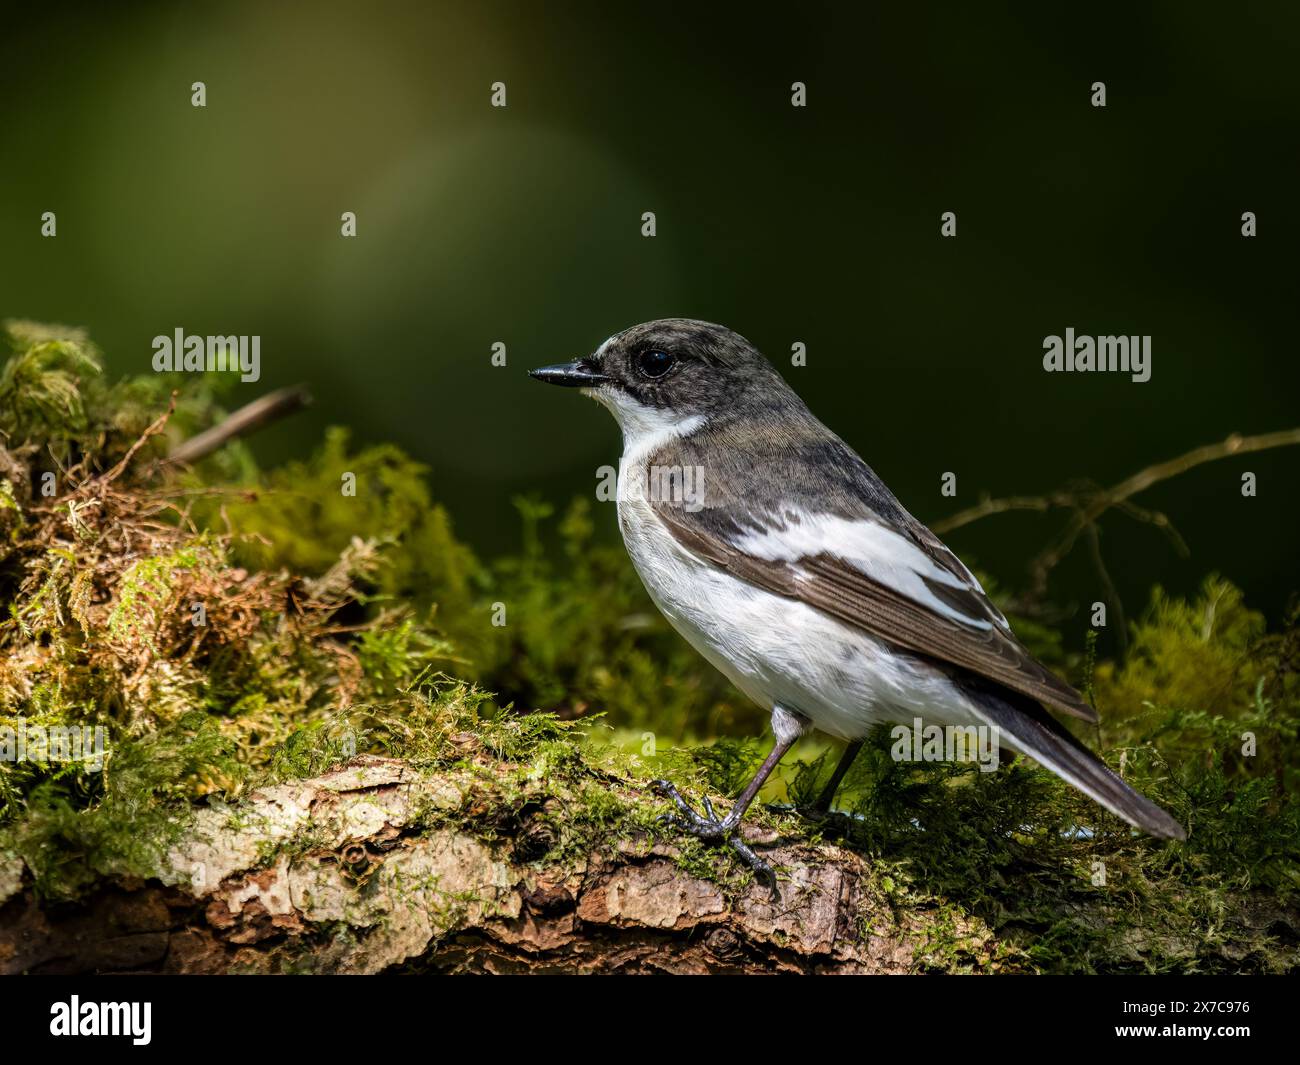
[{"left": 636, "top": 350, "right": 676, "bottom": 379}]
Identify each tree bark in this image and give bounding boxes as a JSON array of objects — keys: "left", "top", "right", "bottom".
[{"left": 0, "top": 755, "right": 995, "bottom": 974}]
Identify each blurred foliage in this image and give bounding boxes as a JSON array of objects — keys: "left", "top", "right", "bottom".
[
  {"left": 472, "top": 495, "right": 750, "bottom": 736},
  {"left": 0, "top": 324, "right": 1296, "bottom": 972},
  {"left": 1094, "top": 579, "right": 1299, "bottom": 794},
  {"left": 187, "top": 429, "right": 752, "bottom": 740}
]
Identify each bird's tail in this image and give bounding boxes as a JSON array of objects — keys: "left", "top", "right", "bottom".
[{"left": 965, "top": 685, "right": 1187, "bottom": 840}]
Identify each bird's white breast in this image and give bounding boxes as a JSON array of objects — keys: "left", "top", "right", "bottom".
[
  {"left": 615, "top": 455, "right": 980, "bottom": 740},
  {"left": 587, "top": 381, "right": 983, "bottom": 740}
]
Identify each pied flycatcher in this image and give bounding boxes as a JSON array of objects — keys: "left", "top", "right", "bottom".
[{"left": 531, "top": 319, "right": 1185, "bottom": 887}]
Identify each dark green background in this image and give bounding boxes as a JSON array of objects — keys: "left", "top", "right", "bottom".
[{"left": 3, "top": 2, "right": 1297, "bottom": 640}]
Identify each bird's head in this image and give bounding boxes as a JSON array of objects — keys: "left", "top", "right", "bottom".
[{"left": 529, "top": 318, "right": 789, "bottom": 440}]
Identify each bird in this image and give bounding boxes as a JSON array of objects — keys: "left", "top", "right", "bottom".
[{"left": 530, "top": 318, "right": 1186, "bottom": 888}]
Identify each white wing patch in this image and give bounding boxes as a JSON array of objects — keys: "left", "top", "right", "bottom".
[{"left": 734, "top": 512, "right": 1009, "bottom": 633}]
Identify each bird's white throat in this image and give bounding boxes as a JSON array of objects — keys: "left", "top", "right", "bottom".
[{"left": 584, "top": 385, "right": 706, "bottom": 467}]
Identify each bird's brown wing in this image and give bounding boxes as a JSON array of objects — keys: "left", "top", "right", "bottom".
[{"left": 652, "top": 502, "right": 1098, "bottom": 723}]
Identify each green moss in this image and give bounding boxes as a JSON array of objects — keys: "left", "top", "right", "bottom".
[
  {"left": 107, "top": 540, "right": 218, "bottom": 649},
  {"left": 9, "top": 711, "right": 239, "bottom": 902},
  {"left": 1094, "top": 577, "right": 1299, "bottom": 794},
  {"left": 770, "top": 707, "right": 1297, "bottom": 972}
]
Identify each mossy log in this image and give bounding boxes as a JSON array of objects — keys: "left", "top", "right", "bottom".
[{"left": 0, "top": 754, "right": 988, "bottom": 975}]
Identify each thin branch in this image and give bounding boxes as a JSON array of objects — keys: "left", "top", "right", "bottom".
[
  {"left": 934, "top": 428, "right": 1300, "bottom": 537},
  {"left": 165, "top": 385, "right": 312, "bottom": 467},
  {"left": 1084, "top": 522, "right": 1128, "bottom": 656},
  {"left": 1111, "top": 499, "right": 1189, "bottom": 558},
  {"left": 932, "top": 427, "right": 1300, "bottom": 603},
  {"left": 94, "top": 392, "right": 178, "bottom": 486},
  {"left": 1029, "top": 428, "right": 1300, "bottom": 596},
  {"left": 931, "top": 493, "right": 1064, "bottom": 533}
]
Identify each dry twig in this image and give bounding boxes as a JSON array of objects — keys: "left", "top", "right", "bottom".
[{"left": 933, "top": 427, "right": 1300, "bottom": 621}]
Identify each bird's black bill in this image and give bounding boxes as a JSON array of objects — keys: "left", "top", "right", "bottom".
[{"left": 528, "top": 360, "right": 609, "bottom": 387}]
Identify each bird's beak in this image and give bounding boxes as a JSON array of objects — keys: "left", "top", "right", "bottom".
[{"left": 528, "top": 360, "right": 609, "bottom": 388}]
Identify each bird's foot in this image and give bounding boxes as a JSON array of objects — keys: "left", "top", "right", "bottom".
[
  {"left": 796, "top": 800, "right": 858, "bottom": 835},
  {"left": 651, "top": 779, "right": 779, "bottom": 898},
  {"left": 797, "top": 801, "right": 832, "bottom": 824},
  {"left": 652, "top": 778, "right": 736, "bottom": 838}
]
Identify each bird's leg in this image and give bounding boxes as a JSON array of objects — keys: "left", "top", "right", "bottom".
[
  {"left": 652, "top": 705, "right": 808, "bottom": 894},
  {"left": 807, "top": 739, "right": 864, "bottom": 817}
]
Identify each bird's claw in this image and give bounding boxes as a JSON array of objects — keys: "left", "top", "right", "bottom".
[
  {"left": 650, "top": 779, "right": 780, "bottom": 899},
  {"left": 652, "top": 778, "right": 729, "bottom": 839},
  {"left": 726, "top": 836, "right": 780, "bottom": 900}
]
